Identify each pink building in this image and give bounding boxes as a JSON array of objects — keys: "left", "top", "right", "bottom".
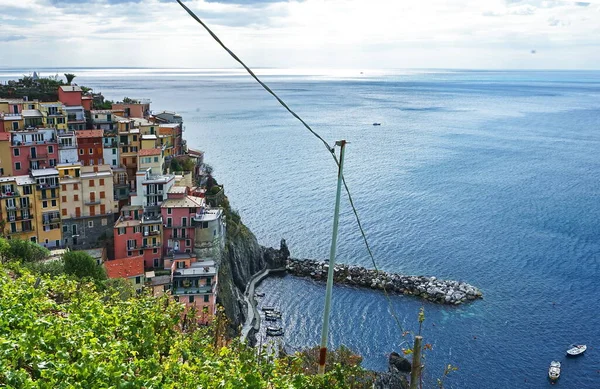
[
  {"left": 171, "top": 256, "right": 217, "bottom": 324},
  {"left": 58, "top": 86, "right": 83, "bottom": 107},
  {"left": 160, "top": 187, "right": 204, "bottom": 265},
  {"left": 10, "top": 129, "right": 59, "bottom": 174},
  {"left": 113, "top": 206, "right": 143, "bottom": 261}
]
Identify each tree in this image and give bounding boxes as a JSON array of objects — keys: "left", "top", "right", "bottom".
[
  {"left": 64, "top": 73, "right": 76, "bottom": 85},
  {"left": 2, "top": 239, "right": 49, "bottom": 263},
  {"left": 63, "top": 251, "right": 106, "bottom": 281}
]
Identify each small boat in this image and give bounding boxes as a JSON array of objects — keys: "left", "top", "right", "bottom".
[
  {"left": 265, "top": 311, "right": 281, "bottom": 321},
  {"left": 548, "top": 361, "right": 561, "bottom": 381},
  {"left": 266, "top": 326, "right": 284, "bottom": 336},
  {"left": 261, "top": 306, "right": 275, "bottom": 312},
  {"left": 254, "top": 292, "right": 265, "bottom": 298},
  {"left": 567, "top": 344, "right": 587, "bottom": 356},
  {"left": 372, "top": 123, "right": 381, "bottom": 126}
]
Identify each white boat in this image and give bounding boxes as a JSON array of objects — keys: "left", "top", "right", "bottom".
[
  {"left": 566, "top": 344, "right": 587, "bottom": 356},
  {"left": 548, "top": 361, "right": 561, "bottom": 381},
  {"left": 265, "top": 311, "right": 281, "bottom": 321},
  {"left": 261, "top": 306, "right": 275, "bottom": 312},
  {"left": 266, "top": 326, "right": 284, "bottom": 336}
]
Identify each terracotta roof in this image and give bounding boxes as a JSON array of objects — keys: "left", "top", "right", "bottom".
[
  {"left": 104, "top": 256, "right": 144, "bottom": 279},
  {"left": 139, "top": 148, "right": 161, "bottom": 156},
  {"left": 76, "top": 130, "right": 103, "bottom": 138}
]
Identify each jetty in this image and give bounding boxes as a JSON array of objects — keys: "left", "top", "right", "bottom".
[{"left": 286, "top": 258, "right": 482, "bottom": 305}]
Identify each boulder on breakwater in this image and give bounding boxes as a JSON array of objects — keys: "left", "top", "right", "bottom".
[{"left": 286, "top": 258, "right": 482, "bottom": 305}]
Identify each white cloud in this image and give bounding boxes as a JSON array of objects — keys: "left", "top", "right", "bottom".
[{"left": 0, "top": 0, "right": 599, "bottom": 69}]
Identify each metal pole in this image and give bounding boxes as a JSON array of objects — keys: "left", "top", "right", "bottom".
[
  {"left": 409, "top": 336, "right": 423, "bottom": 389},
  {"left": 318, "top": 140, "right": 347, "bottom": 375}
]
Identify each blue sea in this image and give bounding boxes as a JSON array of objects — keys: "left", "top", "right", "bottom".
[{"left": 2, "top": 68, "right": 599, "bottom": 388}]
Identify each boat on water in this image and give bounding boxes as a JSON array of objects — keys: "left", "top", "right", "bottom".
[
  {"left": 266, "top": 326, "right": 284, "bottom": 336},
  {"left": 265, "top": 311, "right": 281, "bottom": 321},
  {"left": 261, "top": 306, "right": 276, "bottom": 312},
  {"left": 372, "top": 123, "right": 381, "bottom": 126},
  {"left": 548, "top": 361, "right": 561, "bottom": 381},
  {"left": 567, "top": 344, "right": 587, "bottom": 356},
  {"left": 255, "top": 292, "right": 265, "bottom": 298}
]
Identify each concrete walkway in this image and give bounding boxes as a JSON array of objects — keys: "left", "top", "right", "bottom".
[{"left": 240, "top": 267, "right": 285, "bottom": 343}]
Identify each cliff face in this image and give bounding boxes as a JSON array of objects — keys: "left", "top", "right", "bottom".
[{"left": 217, "top": 221, "right": 289, "bottom": 333}]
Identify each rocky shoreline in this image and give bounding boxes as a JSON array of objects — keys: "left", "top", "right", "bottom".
[{"left": 286, "top": 258, "right": 482, "bottom": 305}]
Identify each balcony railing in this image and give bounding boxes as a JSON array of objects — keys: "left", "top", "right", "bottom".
[
  {"left": 7, "top": 214, "right": 33, "bottom": 222},
  {"left": 37, "top": 183, "right": 59, "bottom": 190},
  {"left": 28, "top": 153, "right": 49, "bottom": 161},
  {"left": 0, "top": 189, "right": 20, "bottom": 198},
  {"left": 42, "top": 217, "right": 61, "bottom": 225},
  {"left": 84, "top": 199, "right": 102, "bottom": 205},
  {"left": 9, "top": 226, "right": 35, "bottom": 234},
  {"left": 38, "top": 192, "right": 59, "bottom": 200},
  {"left": 171, "top": 286, "right": 213, "bottom": 295}
]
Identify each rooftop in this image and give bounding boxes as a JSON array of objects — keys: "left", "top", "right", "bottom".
[
  {"left": 193, "top": 208, "right": 223, "bottom": 222},
  {"left": 31, "top": 168, "right": 59, "bottom": 178},
  {"left": 15, "top": 175, "right": 35, "bottom": 185},
  {"left": 115, "top": 216, "right": 141, "bottom": 228},
  {"left": 76, "top": 130, "right": 103, "bottom": 139},
  {"left": 59, "top": 85, "right": 82, "bottom": 92},
  {"left": 22, "top": 109, "right": 42, "bottom": 118},
  {"left": 159, "top": 123, "right": 180, "bottom": 128},
  {"left": 141, "top": 134, "right": 157, "bottom": 140},
  {"left": 161, "top": 195, "right": 204, "bottom": 209},
  {"left": 104, "top": 256, "right": 144, "bottom": 279},
  {"left": 168, "top": 186, "right": 187, "bottom": 194},
  {"left": 139, "top": 148, "right": 161, "bottom": 156}
]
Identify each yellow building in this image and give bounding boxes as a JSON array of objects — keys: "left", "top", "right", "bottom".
[
  {"left": 138, "top": 148, "right": 164, "bottom": 175},
  {"left": 38, "top": 102, "right": 68, "bottom": 130},
  {"left": 140, "top": 134, "right": 158, "bottom": 150},
  {"left": 0, "top": 98, "right": 24, "bottom": 132},
  {"left": 0, "top": 133, "right": 13, "bottom": 176},
  {"left": 31, "top": 168, "right": 62, "bottom": 248},
  {"left": 0, "top": 175, "right": 36, "bottom": 242}
]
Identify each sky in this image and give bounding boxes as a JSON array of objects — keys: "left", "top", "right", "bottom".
[{"left": 0, "top": 0, "right": 599, "bottom": 69}]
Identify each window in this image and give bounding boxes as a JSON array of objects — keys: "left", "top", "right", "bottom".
[
  {"left": 100, "top": 204, "right": 106, "bottom": 214},
  {"left": 101, "top": 218, "right": 107, "bottom": 226},
  {"left": 48, "top": 145, "right": 54, "bottom": 153},
  {"left": 128, "top": 251, "right": 132, "bottom": 257},
  {"left": 62, "top": 209, "right": 67, "bottom": 216},
  {"left": 167, "top": 208, "right": 172, "bottom": 215},
  {"left": 74, "top": 183, "right": 78, "bottom": 190},
  {"left": 88, "top": 148, "right": 93, "bottom": 155},
  {"left": 42, "top": 201, "right": 48, "bottom": 208},
  {"left": 133, "top": 226, "right": 140, "bottom": 233},
  {"left": 23, "top": 185, "right": 31, "bottom": 195},
  {"left": 182, "top": 217, "right": 187, "bottom": 227},
  {"left": 112, "top": 159, "right": 117, "bottom": 166},
  {"left": 112, "top": 149, "right": 116, "bottom": 155},
  {"left": 118, "top": 228, "right": 125, "bottom": 235},
  {"left": 154, "top": 258, "right": 159, "bottom": 268},
  {"left": 79, "top": 149, "right": 84, "bottom": 155},
  {"left": 189, "top": 296, "right": 194, "bottom": 303},
  {"left": 154, "top": 157, "right": 159, "bottom": 162},
  {"left": 62, "top": 196, "right": 67, "bottom": 202},
  {"left": 74, "top": 194, "right": 79, "bottom": 201},
  {"left": 15, "top": 162, "right": 21, "bottom": 171},
  {"left": 135, "top": 276, "right": 141, "bottom": 284},
  {"left": 139, "top": 250, "right": 143, "bottom": 256},
  {"left": 167, "top": 217, "right": 172, "bottom": 227},
  {"left": 61, "top": 184, "right": 66, "bottom": 191},
  {"left": 99, "top": 179, "right": 104, "bottom": 186},
  {"left": 100, "top": 191, "right": 105, "bottom": 199},
  {"left": 204, "top": 295, "right": 209, "bottom": 303},
  {"left": 51, "top": 200, "right": 57, "bottom": 207},
  {"left": 153, "top": 248, "right": 158, "bottom": 254},
  {"left": 62, "top": 225, "right": 68, "bottom": 233},
  {"left": 13, "top": 149, "right": 19, "bottom": 156},
  {"left": 89, "top": 180, "right": 94, "bottom": 187},
  {"left": 88, "top": 220, "right": 93, "bottom": 228},
  {"left": 186, "top": 239, "right": 191, "bottom": 247}
]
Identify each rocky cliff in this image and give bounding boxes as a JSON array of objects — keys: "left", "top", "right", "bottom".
[{"left": 217, "top": 219, "right": 289, "bottom": 335}]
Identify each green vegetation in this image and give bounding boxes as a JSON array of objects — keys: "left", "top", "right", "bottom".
[
  {"left": 63, "top": 251, "right": 106, "bottom": 281},
  {"left": 64, "top": 73, "right": 76, "bottom": 85},
  {"left": 0, "top": 75, "right": 65, "bottom": 101},
  {"left": 169, "top": 156, "right": 196, "bottom": 173},
  {"left": 1, "top": 239, "right": 49, "bottom": 264},
  {"left": 0, "top": 263, "right": 374, "bottom": 388}
]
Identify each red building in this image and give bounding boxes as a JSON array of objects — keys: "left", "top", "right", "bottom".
[
  {"left": 76, "top": 130, "right": 103, "bottom": 166},
  {"left": 160, "top": 188, "right": 204, "bottom": 263},
  {"left": 58, "top": 86, "right": 83, "bottom": 107}
]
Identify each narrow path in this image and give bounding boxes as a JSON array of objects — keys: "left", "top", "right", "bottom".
[{"left": 240, "top": 267, "right": 286, "bottom": 343}]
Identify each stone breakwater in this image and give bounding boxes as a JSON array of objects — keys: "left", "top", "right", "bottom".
[{"left": 286, "top": 259, "right": 483, "bottom": 305}]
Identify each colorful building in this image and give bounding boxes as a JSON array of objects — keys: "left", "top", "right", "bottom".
[
  {"left": 38, "top": 102, "right": 67, "bottom": 130},
  {"left": 138, "top": 148, "right": 164, "bottom": 175},
  {"left": 0, "top": 98, "right": 24, "bottom": 132},
  {"left": 57, "top": 130, "right": 78, "bottom": 164},
  {"left": 91, "top": 110, "right": 116, "bottom": 131},
  {"left": 112, "top": 99, "right": 151, "bottom": 118},
  {"left": 10, "top": 128, "right": 59, "bottom": 174},
  {"left": 131, "top": 168, "right": 174, "bottom": 208},
  {"left": 0, "top": 133, "right": 13, "bottom": 176},
  {"left": 0, "top": 175, "right": 35, "bottom": 242},
  {"left": 31, "top": 168, "right": 61, "bottom": 248},
  {"left": 171, "top": 256, "right": 218, "bottom": 324},
  {"left": 74, "top": 130, "right": 103, "bottom": 166}
]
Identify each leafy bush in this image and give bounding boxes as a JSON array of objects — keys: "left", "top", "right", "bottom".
[
  {"left": 0, "top": 264, "right": 372, "bottom": 388},
  {"left": 1, "top": 239, "right": 49, "bottom": 263},
  {"left": 63, "top": 251, "right": 106, "bottom": 281}
]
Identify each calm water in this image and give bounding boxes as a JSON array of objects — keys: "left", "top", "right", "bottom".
[{"left": 2, "top": 68, "right": 599, "bottom": 388}]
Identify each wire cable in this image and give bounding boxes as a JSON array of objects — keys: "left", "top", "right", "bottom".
[{"left": 176, "top": 0, "right": 410, "bottom": 340}]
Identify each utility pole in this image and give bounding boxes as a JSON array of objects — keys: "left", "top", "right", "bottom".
[
  {"left": 409, "top": 336, "right": 423, "bottom": 389},
  {"left": 318, "top": 140, "right": 347, "bottom": 375}
]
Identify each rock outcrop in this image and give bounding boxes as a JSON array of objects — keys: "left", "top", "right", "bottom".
[
  {"left": 286, "top": 258, "right": 482, "bottom": 305},
  {"left": 217, "top": 221, "right": 289, "bottom": 336},
  {"left": 374, "top": 352, "right": 411, "bottom": 389}
]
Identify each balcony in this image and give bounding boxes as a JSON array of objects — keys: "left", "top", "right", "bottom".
[
  {"left": 37, "top": 183, "right": 59, "bottom": 190},
  {"left": 172, "top": 286, "right": 213, "bottom": 295},
  {"left": 7, "top": 213, "right": 33, "bottom": 222},
  {"left": 103, "top": 142, "right": 118, "bottom": 148},
  {"left": 84, "top": 199, "right": 102, "bottom": 205},
  {"left": 42, "top": 217, "right": 61, "bottom": 225},
  {"left": 141, "top": 242, "right": 161, "bottom": 249},
  {"left": 0, "top": 189, "right": 20, "bottom": 198},
  {"left": 127, "top": 245, "right": 138, "bottom": 251},
  {"left": 10, "top": 226, "right": 35, "bottom": 234},
  {"left": 28, "top": 153, "right": 49, "bottom": 161},
  {"left": 38, "top": 192, "right": 59, "bottom": 200}
]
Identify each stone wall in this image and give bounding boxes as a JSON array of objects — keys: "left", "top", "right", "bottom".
[{"left": 286, "top": 258, "right": 482, "bottom": 305}]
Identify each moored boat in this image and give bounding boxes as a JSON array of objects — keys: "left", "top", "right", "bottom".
[
  {"left": 265, "top": 311, "right": 281, "bottom": 321},
  {"left": 566, "top": 344, "right": 587, "bottom": 356},
  {"left": 261, "top": 306, "right": 275, "bottom": 312},
  {"left": 548, "top": 361, "right": 561, "bottom": 381},
  {"left": 372, "top": 122, "right": 381, "bottom": 126},
  {"left": 266, "top": 326, "right": 284, "bottom": 336}
]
